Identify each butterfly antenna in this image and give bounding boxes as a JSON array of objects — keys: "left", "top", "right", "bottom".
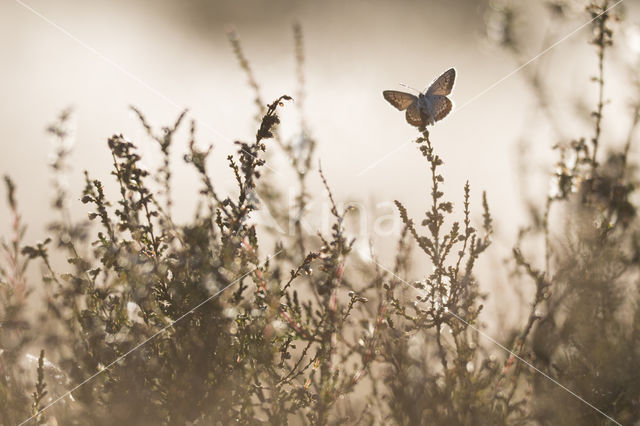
[{"left": 399, "top": 83, "right": 420, "bottom": 94}]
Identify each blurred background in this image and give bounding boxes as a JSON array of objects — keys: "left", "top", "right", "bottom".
[{"left": 1, "top": 0, "right": 639, "bottom": 330}]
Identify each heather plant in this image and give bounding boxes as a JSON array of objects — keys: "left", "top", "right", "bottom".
[
  {"left": 486, "top": 0, "right": 640, "bottom": 424},
  {"left": 375, "top": 131, "right": 495, "bottom": 424},
  {"left": 1, "top": 1, "right": 639, "bottom": 425},
  {"left": 0, "top": 176, "right": 34, "bottom": 424}
]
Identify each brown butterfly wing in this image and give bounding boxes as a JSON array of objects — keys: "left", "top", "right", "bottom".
[
  {"left": 426, "top": 68, "right": 456, "bottom": 96},
  {"left": 383, "top": 90, "right": 418, "bottom": 111},
  {"left": 432, "top": 96, "right": 453, "bottom": 122},
  {"left": 405, "top": 101, "right": 424, "bottom": 127}
]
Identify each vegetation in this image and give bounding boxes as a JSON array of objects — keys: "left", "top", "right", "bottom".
[{"left": 1, "top": 1, "right": 638, "bottom": 424}]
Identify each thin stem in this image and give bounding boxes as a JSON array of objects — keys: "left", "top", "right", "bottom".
[{"left": 591, "top": 0, "right": 611, "bottom": 169}]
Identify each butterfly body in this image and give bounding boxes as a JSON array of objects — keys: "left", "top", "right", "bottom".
[{"left": 383, "top": 68, "right": 456, "bottom": 128}]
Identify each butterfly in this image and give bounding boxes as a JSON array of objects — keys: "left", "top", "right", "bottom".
[{"left": 383, "top": 68, "right": 456, "bottom": 128}]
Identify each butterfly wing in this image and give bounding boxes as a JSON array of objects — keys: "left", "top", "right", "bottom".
[
  {"left": 405, "top": 101, "right": 424, "bottom": 127},
  {"left": 431, "top": 95, "right": 453, "bottom": 122},
  {"left": 426, "top": 68, "right": 456, "bottom": 96},
  {"left": 383, "top": 90, "right": 418, "bottom": 111}
]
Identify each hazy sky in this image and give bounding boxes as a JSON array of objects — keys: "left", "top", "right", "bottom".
[{"left": 2, "top": 0, "right": 639, "bottom": 328}]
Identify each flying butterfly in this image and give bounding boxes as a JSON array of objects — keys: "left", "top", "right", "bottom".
[{"left": 383, "top": 68, "right": 456, "bottom": 128}]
